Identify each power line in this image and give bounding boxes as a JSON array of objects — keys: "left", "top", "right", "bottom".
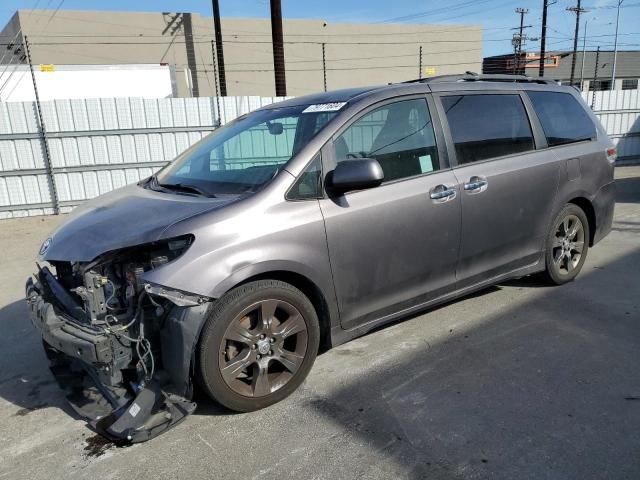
[
  {"left": 0, "top": 0, "right": 45, "bottom": 82},
  {"left": 221, "top": 48, "right": 483, "bottom": 66},
  {"left": 592, "top": 1, "right": 639, "bottom": 8},
  {"left": 7, "top": 10, "right": 501, "bottom": 39},
  {"left": 378, "top": 0, "right": 496, "bottom": 23},
  {"left": 10, "top": 25, "right": 502, "bottom": 39},
  {"left": 0, "top": 37, "right": 533, "bottom": 46},
  {"left": 0, "top": 0, "right": 60, "bottom": 98},
  {"left": 196, "top": 59, "right": 485, "bottom": 73}
]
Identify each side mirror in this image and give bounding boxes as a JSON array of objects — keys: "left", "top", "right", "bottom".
[{"left": 329, "top": 158, "right": 384, "bottom": 195}]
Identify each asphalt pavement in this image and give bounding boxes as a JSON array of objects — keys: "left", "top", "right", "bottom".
[{"left": 1, "top": 166, "right": 639, "bottom": 480}]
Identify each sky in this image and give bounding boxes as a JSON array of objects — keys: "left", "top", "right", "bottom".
[{"left": 0, "top": 0, "right": 638, "bottom": 58}]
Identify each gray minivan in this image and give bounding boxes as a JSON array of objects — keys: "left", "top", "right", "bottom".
[{"left": 26, "top": 74, "right": 615, "bottom": 442}]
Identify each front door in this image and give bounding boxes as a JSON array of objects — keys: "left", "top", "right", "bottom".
[{"left": 319, "top": 96, "right": 461, "bottom": 329}]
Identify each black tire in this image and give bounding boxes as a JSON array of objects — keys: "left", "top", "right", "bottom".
[
  {"left": 197, "top": 279, "right": 320, "bottom": 412},
  {"left": 541, "top": 204, "right": 590, "bottom": 285}
]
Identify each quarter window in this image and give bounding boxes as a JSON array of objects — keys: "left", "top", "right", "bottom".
[
  {"left": 441, "top": 94, "right": 535, "bottom": 164},
  {"left": 334, "top": 98, "right": 439, "bottom": 182},
  {"left": 286, "top": 155, "right": 322, "bottom": 200},
  {"left": 528, "top": 91, "right": 596, "bottom": 147}
]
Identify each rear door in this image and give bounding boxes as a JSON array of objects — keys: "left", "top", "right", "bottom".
[
  {"left": 435, "top": 91, "right": 561, "bottom": 289},
  {"left": 319, "top": 95, "right": 461, "bottom": 329}
]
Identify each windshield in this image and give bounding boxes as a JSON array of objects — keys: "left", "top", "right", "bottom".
[{"left": 154, "top": 105, "right": 338, "bottom": 196}]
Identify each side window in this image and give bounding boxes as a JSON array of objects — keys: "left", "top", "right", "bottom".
[
  {"left": 527, "top": 91, "right": 596, "bottom": 147},
  {"left": 441, "top": 94, "right": 535, "bottom": 165},
  {"left": 334, "top": 98, "right": 439, "bottom": 182},
  {"left": 286, "top": 155, "right": 322, "bottom": 200}
]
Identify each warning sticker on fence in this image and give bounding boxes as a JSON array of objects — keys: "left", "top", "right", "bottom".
[{"left": 302, "top": 102, "right": 347, "bottom": 113}]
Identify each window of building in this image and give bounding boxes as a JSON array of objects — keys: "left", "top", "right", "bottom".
[
  {"left": 441, "top": 94, "right": 535, "bottom": 164},
  {"left": 589, "top": 80, "right": 611, "bottom": 91},
  {"left": 334, "top": 98, "right": 439, "bottom": 182},
  {"left": 527, "top": 91, "right": 596, "bottom": 147},
  {"left": 622, "top": 79, "right": 639, "bottom": 90}
]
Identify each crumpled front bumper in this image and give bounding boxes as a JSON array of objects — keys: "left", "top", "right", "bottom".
[{"left": 25, "top": 275, "right": 197, "bottom": 443}]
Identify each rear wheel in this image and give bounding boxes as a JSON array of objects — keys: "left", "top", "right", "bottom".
[
  {"left": 198, "top": 280, "right": 320, "bottom": 412},
  {"left": 541, "top": 204, "right": 590, "bottom": 285}
]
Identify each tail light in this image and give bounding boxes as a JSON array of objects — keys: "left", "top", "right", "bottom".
[{"left": 606, "top": 148, "right": 617, "bottom": 164}]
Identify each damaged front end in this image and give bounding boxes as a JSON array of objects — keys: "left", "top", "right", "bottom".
[{"left": 25, "top": 235, "right": 211, "bottom": 443}]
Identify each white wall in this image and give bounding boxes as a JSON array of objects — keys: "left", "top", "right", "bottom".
[{"left": 0, "top": 64, "right": 174, "bottom": 102}]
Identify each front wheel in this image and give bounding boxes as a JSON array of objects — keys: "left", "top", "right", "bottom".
[
  {"left": 541, "top": 204, "right": 590, "bottom": 285},
  {"left": 198, "top": 280, "right": 320, "bottom": 412}
]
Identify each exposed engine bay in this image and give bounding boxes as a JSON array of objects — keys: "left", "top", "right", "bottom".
[{"left": 26, "top": 235, "right": 211, "bottom": 443}]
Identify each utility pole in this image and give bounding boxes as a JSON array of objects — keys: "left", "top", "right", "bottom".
[
  {"left": 212, "top": 0, "right": 227, "bottom": 96},
  {"left": 567, "top": 0, "right": 587, "bottom": 86},
  {"left": 270, "top": 0, "right": 287, "bottom": 97},
  {"left": 182, "top": 13, "right": 199, "bottom": 97},
  {"left": 512, "top": 35, "right": 518, "bottom": 74},
  {"left": 539, "top": 0, "right": 548, "bottom": 77},
  {"left": 512, "top": 8, "right": 529, "bottom": 74},
  {"left": 210, "top": 40, "right": 222, "bottom": 126},
  {"left": 322, "top": 43, "right": 327, "bottom": 91},
  {"left": 591, "top": 46, "right": 600, "bottom": 109},
  {"left": 611, "top": 0, "right": 623, "bottom": 90},
  {"left": 24, "top": 35, "right": 59, "bottom": 214}
]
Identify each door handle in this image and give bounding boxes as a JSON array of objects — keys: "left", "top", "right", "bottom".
[
  {"left": 429, "top": 184, "right": 457, "bottom": 202},
  {"left": 463, "top": 176, "right": 488, "bottom": 193}
]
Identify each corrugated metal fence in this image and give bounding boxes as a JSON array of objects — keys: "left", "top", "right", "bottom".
[
  {"left": 0, "top": 96, "right": 289, "bottom": 218},
  {"left": 0, "top": 90, "right": 638, "bottom": 219},
  {"left": 583, "top": 90, "right": 640, "bottom": 160}
]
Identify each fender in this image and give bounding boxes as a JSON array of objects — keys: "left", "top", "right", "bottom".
[{"left": 209, "top": 259, "right": 341, "bottom": 333}]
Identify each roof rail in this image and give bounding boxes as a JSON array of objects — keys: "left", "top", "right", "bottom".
[{"left": 403, "top": 73, "right": 558, "bottom": 85}]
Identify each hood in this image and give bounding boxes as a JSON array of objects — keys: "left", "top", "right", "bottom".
[{"left": 41, "top": 184, "right": 238, "bottom": 262}]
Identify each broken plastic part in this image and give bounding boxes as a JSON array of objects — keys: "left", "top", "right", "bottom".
[
  {"left": 144, "top": 283, "right": 207, "bottom": 307},
  {"left": 45, "top": 345, "right": 196, "bottom": 443}
]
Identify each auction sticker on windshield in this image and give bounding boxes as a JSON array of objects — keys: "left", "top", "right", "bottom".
[{"left": 302, "top": 102, "right": 347, "bottom": 113}]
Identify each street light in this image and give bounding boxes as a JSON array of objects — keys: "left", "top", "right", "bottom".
[
  {"left": 611, "top": 0, "right": 623, "bottom": 90},
  {"left": 581, "top": 19, "right": 613, "bottom": 92},
  {"left": 580, "top": 17, "right": 600, "bottom": 91},
  {"left": 580, "top": 20, "right": 588, "bottom": 90}
]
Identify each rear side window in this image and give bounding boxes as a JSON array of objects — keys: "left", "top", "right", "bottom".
[
  {"left": 441, "top": 94, "right": 534, "bottom": 164},
  {"left": 527, "top": 91, "right": 596, "bottom": 147}
]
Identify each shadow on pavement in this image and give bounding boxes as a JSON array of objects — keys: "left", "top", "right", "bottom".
[
  {"left": 615, "top": 175, "right": 640, "bottom": 204},
  {"left": 0, "top": 300, "right": 77, "bottom": 419},
  {"left": 305, "top": 248, "right": 640, "bottom": 479}
]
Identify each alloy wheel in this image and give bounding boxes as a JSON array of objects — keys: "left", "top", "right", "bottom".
[
  {"left": 219, "top": 299, "right": 308, "bottom": 397},
  {"left": 551, "top": 214, "right": 585, "bottom": 275}
]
